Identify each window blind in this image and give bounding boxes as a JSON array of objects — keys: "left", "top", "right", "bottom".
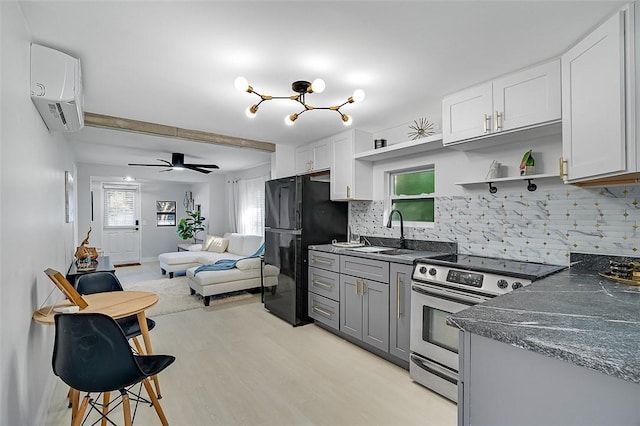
[{"left": 103, "top": 185, "right": 137, "bottom": 227}]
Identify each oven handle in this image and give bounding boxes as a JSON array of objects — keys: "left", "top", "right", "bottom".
[
  {"left": 411, "top": 283, "right": 487, "bottom": 305},
  {"left": 410, "top": 354, "right": 458, "bottom": 384}
]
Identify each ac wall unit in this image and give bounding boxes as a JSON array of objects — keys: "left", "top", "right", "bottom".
[{"left": 30, "top": 43, "right": 84, "bottom": 132}]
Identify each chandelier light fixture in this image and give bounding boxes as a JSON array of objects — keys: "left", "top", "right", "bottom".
[{"left": 234, "top": 76, "right": 365, "bottom": 126}]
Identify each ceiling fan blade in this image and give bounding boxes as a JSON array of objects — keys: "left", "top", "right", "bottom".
[
  {"left": 128, "top": 163, "right": 172, "bottom": 167},
  {"left": 184, "top": 164, "right": 212, "bottom": 174},
  {"left": 159, "top": 168, "right": 174, "bottom": 173},
  {"left": 183, "top": 163, "right": 219, "bottom": 169}
]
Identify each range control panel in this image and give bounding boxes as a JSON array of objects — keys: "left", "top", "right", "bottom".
[{"left": 413, "top": 264, "right": 533, "bottom": 297}]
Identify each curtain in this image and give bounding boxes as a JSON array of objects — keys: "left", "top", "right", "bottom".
[{"left": 234, "top": 176, "right": 265, "bottom": 236}]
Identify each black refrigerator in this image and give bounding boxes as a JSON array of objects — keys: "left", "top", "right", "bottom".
[{"left": 263, "top": 175, "right": 347, "bottom": 326}]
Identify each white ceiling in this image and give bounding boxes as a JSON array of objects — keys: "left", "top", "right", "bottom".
[{"left": 19, "top": 0, "right": 623, "bottom": 178}]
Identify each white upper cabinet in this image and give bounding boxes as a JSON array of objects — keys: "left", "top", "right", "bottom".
[
  {"left": 330, "top": 129, "right": 373, "bottom": 201},
  {"left": 443, "top": 59, "right": 561, "bottom": 146},
  {"left": 561, "top": 5, "right": 637, "bottom": 184},
  {"left": 295, "top": 137, "right": 331, "bottom": 175}
]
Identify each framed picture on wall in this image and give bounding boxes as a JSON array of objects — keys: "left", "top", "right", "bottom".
[
  {"left": 157, "top": 213, "right": 176, "bottom": 227},
  {"left": 65, "top": 171, "right": 74, "bottom": 223},
  {"left": 156, "top": 200, "right": 176, "bottom": 226},
  {"left": 156, "top": 200, "right": 176, "bottom": 213}
]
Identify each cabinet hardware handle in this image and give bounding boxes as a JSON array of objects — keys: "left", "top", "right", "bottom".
[
  {"left": 313, "top": 280, "right": 332, "bottom": 289},
  {"left": 397, "top": 275, "right": 402, "bottom": 319},
  {"left": 312, "top": 306, "right": 332, "bottom": 317},
  {"left": 483, "top": 114, "right": 490, "bottom": 133},
  {"left": 559, "top": 157, "right": 568, "bottom": 180},
  {"left": 346, "top": 185, "right": 351, "bottom": 199},
  {"left": 312, "top": 256, "right": 332, "bottom": 265},
  {"left": 494, "top": 111, "right": 502, "bottom": 131},
  {"left": 356, "top": 279, "right": 361, "bottom": 295},
  {"left": 361, "top": 280, "right": 366, "bottom": 295}
]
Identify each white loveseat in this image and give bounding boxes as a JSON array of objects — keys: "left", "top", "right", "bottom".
[{"left": 158, "top": 233, "right": 278, "bottom": 306}]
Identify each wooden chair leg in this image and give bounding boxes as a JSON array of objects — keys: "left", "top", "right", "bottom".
[
  {"left": 70, "top": 388, "right": 80, "bottom": 420},
  {"left": 132, "top": 336, "right": 146, "bottom": 355},
  {"left": 71, "top": 395, "right": 89, "bottom": 426},
  {"left": 121, "top": 390, "right": 133, "bottom": 426},
  {"left": 142, "top": 377, "right": 169, "bottom": 426},
  {"left": 101, "top": 392, "right": 111, "bottom": 426}
]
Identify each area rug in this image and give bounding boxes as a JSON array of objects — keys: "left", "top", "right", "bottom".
[{"left": 122, "top": 276, "right": 256, "bottom": 316}]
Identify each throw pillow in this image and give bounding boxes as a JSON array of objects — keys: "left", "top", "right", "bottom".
[
  {"left": 207, "top": 237, "right": 229, "bottom": 253},
  {"left": 202, "top": 235, "right": 217, "bottom": 251},
  {"left": 235, "top": 257, "right": 261, "bottom": 270}
]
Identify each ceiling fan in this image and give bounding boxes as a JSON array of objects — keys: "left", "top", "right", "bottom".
[{"left": 128, "top": 153, "right": 219, "bottom": 174}]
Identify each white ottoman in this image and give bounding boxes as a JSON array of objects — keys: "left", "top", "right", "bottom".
[{"left": 158, "top": 251, "right": 201, "bottom": 278}]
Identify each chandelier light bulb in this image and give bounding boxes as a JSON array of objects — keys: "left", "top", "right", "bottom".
[
  {"left": 285, "top": 113, "right": 298, "bottom": 126},
  {"left": 342, "top": 114, "right": 352, "bottom": 126},
  {"left": 311, "top": 78, "right": 326, "bottom": 93},
  {"left": 234, "top": 76, "right": 249, "bottom": 92},
  {"left": 246, "top": 105, "right": 258, "bottom": 118},
  {"left": 352, "top": 89, "right": 365, "bottom": 103}
]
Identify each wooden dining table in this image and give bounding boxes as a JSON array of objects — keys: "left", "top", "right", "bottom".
[{"left": 33, "top": 290, "right": 164, "bottom": 425}]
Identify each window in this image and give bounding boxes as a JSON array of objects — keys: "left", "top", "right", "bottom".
[
  {"left": 236, "top": 176, "right": 266, "bottom": 236},
  {"left": 103, "top": 185, "right": 137, "bottom": 228},
  {"left": 388, "top": 167, "right": 435, "bottom": 225}
]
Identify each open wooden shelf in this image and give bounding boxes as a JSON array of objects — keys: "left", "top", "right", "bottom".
[{"left": 354, "top": 134, "right": 443, "bottom": 162}]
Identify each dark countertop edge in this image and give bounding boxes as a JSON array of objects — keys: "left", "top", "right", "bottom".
[{"left": 308, "top": 243, "right": 452, "bottom": 265}]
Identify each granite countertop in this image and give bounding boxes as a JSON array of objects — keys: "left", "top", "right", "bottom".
[
  {"left": 309, "top": 243, "right": 452, "bottom": 265},
  {"left": 448, "top": 259, "right": 640, "bottom": 385}
]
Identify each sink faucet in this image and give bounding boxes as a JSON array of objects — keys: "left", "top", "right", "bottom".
[{"left": 386, "top": 209, "right": 406, "bottom": 249}]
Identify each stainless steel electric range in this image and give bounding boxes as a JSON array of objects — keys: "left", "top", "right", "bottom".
[{"left": 409, "top": 254, "right": 566, "bottom": 402}]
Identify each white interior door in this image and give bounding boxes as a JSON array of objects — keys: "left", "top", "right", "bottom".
[{"left": 101, "top": 184, "right": 141, "bottom": 264}]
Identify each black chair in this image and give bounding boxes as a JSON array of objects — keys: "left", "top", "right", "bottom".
[
  {"left": 75, "top": 272, "right": 156, "bottom": 351},
  {"left": 53, "top": 313, "right": 175, "bottom": 426}
]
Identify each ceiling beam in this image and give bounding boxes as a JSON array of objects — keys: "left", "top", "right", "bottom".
[{"left": 83, "top": 112, "right": 276, "bottom": 153}]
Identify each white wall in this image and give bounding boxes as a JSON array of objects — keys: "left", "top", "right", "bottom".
[{"left": 1, "top": 2, "right": 77, "bottom": 423}]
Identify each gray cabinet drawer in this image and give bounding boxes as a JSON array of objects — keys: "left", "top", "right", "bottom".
[
  {"left": 309, "top": 266, "right": 340, "bottom": 301},
  {"left": 308, "top": 251, "right": 340, "bottom": 272},
  {"left": 340, "top": 255, "right": 390, "bottom": 283},
  {"left": 308, "top": 292, "right": 339, "bottom": 330}
]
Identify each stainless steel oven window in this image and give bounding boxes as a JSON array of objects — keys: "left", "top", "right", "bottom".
[{"left": 422, "top": 305, "right": 459, "bottom": 353}]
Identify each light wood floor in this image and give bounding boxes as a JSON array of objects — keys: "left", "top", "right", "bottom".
[{"left": 46, "top": 262, "right": 457, "bottom": 425}]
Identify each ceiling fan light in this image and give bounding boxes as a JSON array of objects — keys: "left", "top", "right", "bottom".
[
  {"left": 246, "top": 105, "right": 258, "bottom": 118},
  {"left": 352, "top": 89, "right": 365, "bottom": 103},
  {"left": 173, "top": 166, "right": 185, "bottom": 171},
  {"left": 342, "top": 114, "right": 352, "bottom": 126},
  {"left": 311, "top": 78, "right": 325, "bottom": 93},
  {"left": 234, "top": 76, "right": 249, "bottom": 92}
]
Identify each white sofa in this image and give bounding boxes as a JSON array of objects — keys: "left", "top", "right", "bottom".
[{"left": 158, "top": 233, "right": 279, "bottom": 306}]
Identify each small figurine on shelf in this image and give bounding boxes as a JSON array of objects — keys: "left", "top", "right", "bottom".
[{"left": 520, "top": 150, "right": 535, "bottom": 176}]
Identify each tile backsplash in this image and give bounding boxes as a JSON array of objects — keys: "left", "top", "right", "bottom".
[{"left": 350, "top": 186, "right": 640, "bottom": 266}]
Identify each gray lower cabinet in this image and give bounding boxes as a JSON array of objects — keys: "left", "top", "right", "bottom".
[
  {"left": 389, "top": 263, "right": 412, "bottom": 361},
  {"left": 339, "top": 256, "right": 389, "bottom": 352}
]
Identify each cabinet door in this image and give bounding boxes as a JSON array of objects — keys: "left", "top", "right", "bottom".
[
  {"left": 389, "top": 263, "right": 412, "bottom": 361},
  {"left": 493, "top": 60, "right": 561, "bottom": 132},
  {"left": 295, "top": 146, "right": 312, "bottom": 175},
  {"left": 330, "top": 132, "right": 354, "bottom": 200},
  {"left": 561, "top": 10, "right": 627, "bottom": 182},
  {"left": 313, "top": 138, "right": 331, "bottom": 171},
  {"left": 339, "top": 274, "right": 362, "bottom": 339},
  {"left": 442, "top": 82, "right": 492, "bottom": 144},
  {"left": 362, "top": 279, "right": 389, "bottom": 352}
]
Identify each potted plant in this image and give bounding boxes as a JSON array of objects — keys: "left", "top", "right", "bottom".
[{"left": 177, "top": 210, "right": 206, "bottom": 243}]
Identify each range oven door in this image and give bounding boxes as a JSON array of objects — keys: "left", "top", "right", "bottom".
[{"left": 410, "top": 282, "right": 483, "bottom": 371}]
